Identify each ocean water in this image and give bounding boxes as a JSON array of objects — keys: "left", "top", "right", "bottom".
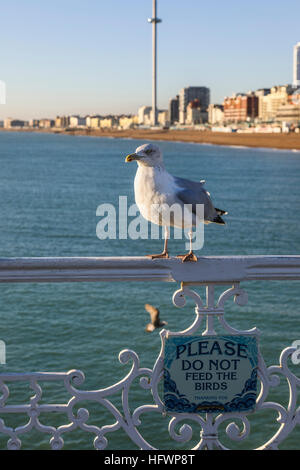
[{"left": 0, "top": 131, "right": 299, "bottom": 450}]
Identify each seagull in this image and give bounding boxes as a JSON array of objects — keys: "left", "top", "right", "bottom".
[
  {"left": 125, "top": 143, "right": 227, "bottom": 262},
  {"left": 144, "top": 303, "right": 167, "bottom": 332}
]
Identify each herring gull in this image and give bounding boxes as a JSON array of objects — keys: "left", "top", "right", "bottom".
[{"left": 125, "top": 143, "right": 227, "bottom": 261}]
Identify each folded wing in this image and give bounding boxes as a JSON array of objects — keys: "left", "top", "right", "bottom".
[{"left": 173, "top": 176, "right": 227, "bottom": 225}]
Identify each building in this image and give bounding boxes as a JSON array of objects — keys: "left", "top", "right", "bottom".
[
  {"left": 259, "top": 85, "right": 294, "bottom": 121},
  {"left": 55, "top": 116, "right": 69, "bottom": 128},
  {"left": 168, "top": 95, "right": 179, "bottom": 125},
  {"left": 293, "top": 42, "right": 300, "bottom": 87},
  {"left": 255, "top": 89, "right": 271, "bottom": 120},
  {"left": 138, "top": 106, "right": 152, "bottom": 125},
  {"left": 29, "top": 119, "right": 40, "bottom": 128},
  {"left": 276, "top": 103, "right": 300, "bottom": 123},
  {"left": 289, "top": 91, "right": 300, "bottom": 105},
  {"left": 86, "top": 116, "right": 102, "bottom": 128},
  {"left": 179, "top": 86, "right": 210, "bottom": 124},
  {"left": 185, "top": 99, "right": 208, "bottom": 125},
  {"left": 157, "top": 110, "right": 169, "bottom": 127},
  {"left": 223, "top": 93, "right": 258, "bottom": 123},
  {"left": 118, "top": 115, "right": 139, "bottom": 129},
  {"left": 208, "top": 104, "right": 224, "bottom": 125},
  {"left": 39, "top": 119, "right": 54, "bottom": 128},
  {"left": 69, "top": 116, "right": 86, "bottom": 128},
  {"left": 100, "top": 116, "right": 118, "bottom": 129},
  {"left": 4, "top": 118, "right": 26, "bottom": 128}
]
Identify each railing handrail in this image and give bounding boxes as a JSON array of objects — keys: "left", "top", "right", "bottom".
[{"left": 0, "top": 255, "right": 299, "bottom": 283}]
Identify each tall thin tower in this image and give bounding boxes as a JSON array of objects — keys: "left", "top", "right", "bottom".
[
  {"left": 148, "top": 0, "right": 162, "bottom": 126},
  {"left": 293, "top": 42, "right": 300, "bottom": 87}
]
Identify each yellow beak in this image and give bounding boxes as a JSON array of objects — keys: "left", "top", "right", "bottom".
[{"left": 125, "top": 153, "right": 139, "bottom": 162}]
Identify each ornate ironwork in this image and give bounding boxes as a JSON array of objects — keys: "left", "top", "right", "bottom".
[{"left": 0, "top": 282, "right": 299, "bottom": 450}]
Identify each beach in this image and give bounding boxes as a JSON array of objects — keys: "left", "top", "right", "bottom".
[{"left": 1, "top": 127, "right": 300, "bottom": 151}]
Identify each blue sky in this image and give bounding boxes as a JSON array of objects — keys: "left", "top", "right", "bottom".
[{"left": 0, "top": 0, "right": 299, "bottom": 119}]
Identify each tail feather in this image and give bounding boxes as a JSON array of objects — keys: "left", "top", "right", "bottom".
[
  {"left": 213, "top": 214, "right": 226, "bottom": 225},
  {"left": 215, "top": 207, "right": 228, "bottom": 216}
]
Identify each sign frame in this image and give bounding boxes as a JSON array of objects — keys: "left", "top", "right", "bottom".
[{"left": 163, "top": 334, "right": 258, "bottom": 414}]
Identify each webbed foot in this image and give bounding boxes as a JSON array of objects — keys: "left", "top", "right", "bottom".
[
  {"left": 176, "top": 251, "right": 198, "bottom": 262},
  {"left": 147, "top": 252, "right": 169, "bottom": 260}
]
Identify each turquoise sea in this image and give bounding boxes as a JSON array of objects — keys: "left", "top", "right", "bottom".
[{"left": 0, "top": 131, "right": 299, "bottom": 450}]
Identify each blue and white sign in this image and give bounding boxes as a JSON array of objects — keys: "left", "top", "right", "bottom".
[{"left": 164, "top": 335, "right": 258, "bottom": 414}]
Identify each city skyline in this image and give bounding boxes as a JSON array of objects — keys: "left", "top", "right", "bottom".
[{"left": 0, "top": 0, "right": 300, "bottom": 120}]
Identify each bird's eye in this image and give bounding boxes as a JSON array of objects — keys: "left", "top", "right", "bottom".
[{"left": 145, "top": 149, "right": 152, "bottom": 155}]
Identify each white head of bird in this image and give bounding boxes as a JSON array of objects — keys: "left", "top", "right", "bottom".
[{"left": 125, "top": 143, "right": 164, "bottom": 168}]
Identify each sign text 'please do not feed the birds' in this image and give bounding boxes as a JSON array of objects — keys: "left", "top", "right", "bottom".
[{"left": 163, "top": 335, "right": 258, "bottom": 414}]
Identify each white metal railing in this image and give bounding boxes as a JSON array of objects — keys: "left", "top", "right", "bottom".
[
  {"left": 0, "top": 255, "right": 300, "bottom": 283},
  {"left": 0, "top": 255, "right": 299, "bottom": 450}
]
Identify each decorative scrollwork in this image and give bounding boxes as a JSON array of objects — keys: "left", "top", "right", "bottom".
[{"left": 0, "top": 283, "right": 299, "bottom": 450}]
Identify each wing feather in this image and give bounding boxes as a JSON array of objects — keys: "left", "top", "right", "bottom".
[{"left": 173, "top": 176, "right": 226, "bottom": 224}]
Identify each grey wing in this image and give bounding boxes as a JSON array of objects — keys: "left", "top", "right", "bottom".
[{"left": 174, "top": 176, "right": 222, "bottom": 223}]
